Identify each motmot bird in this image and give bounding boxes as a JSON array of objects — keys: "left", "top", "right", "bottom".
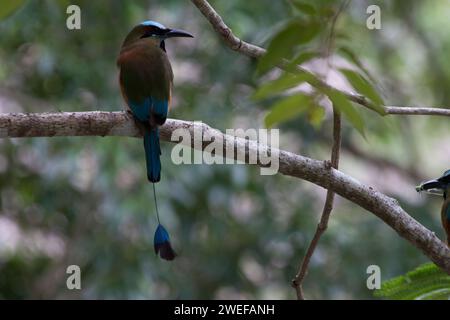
[
  {"left": 416, "top": 169, "right": 450, "bottom": 246},
  {"left": 117, "top": 21, "right": 193, "bottom": 260}
]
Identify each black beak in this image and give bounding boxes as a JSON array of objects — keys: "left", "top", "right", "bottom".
[
  {"left": 416, "top": 179, "right": 446, "bottom": 194},
  {"left": 165, "top": 28, "right": 194, "bottom": 39}
]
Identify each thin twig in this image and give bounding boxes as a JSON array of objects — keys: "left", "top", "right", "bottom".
[
  {"left": 292, "top": 109, "right": 342, "bottom": 299},
  {"left": 385, "top": 106, "right": 450, "bottom": 116},
  {"left": 190, "top": 0, "right": 450, "bottom": 117},
  {"left": 292, "top": 2, "right": 346, "bottom": 299}
]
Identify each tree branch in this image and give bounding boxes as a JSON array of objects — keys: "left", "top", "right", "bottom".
[
  {"left": 292, "top": 109, "right": 342, "bottom": 300},
  {"left": 190, "top": 0, "right": 265, "bottom": 59},
  {"left": 190, "top": 0, "right": 450, "bottom": 118},
  {"left": 292, "top": 0, "right": 348, "bottom": 297},
  {"left": 0, "top": 111, "right": 449, "bottom": 273},
  {"left": 385, "top": 106, "right": 450, "bottom": 116}
]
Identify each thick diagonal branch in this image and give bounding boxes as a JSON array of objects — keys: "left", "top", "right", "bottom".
[{"left": 0, "top": 111, "right": 449, "bottom": 273}]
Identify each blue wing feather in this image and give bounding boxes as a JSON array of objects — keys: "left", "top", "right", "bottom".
[
  {"left": 129, "top": 97, "right": 151, "bottom": 122},
  {"left": 128, "top": 97, "right": 168, "bottom": 124},
  {"left": 128, "top": 97, "right": 167, "bottom": 183},
  {"left": 153, "top": 99, "right": 169, "bottom": 120}
]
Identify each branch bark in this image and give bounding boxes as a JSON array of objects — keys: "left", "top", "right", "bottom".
[
  {"left": 0, "top": 111, "right": 449, "bottom": 273},
  {"left": 385, "top": 106, "right": 450, "bottom": 116},
  {"left": 190, "top": 0, "right": 450, "bottom": 118}
]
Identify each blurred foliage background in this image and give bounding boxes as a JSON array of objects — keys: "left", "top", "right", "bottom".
[{"left": 0, "top": 0, "right": 449, "bottom": 299}]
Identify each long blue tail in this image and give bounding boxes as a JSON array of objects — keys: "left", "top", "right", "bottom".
[
  {"left": 144, "top": 128, "right": 161, "bottom": 183},
  {"left": 152, "top": 182, "right": 176, "bottom": 260},
  {"left": 154, "top": 224, "right": 176, "bottom": 260}
]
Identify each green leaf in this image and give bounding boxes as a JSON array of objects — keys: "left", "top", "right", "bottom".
[
  {"left": 0, "top": 0, "right": 25, "bottom": 21},
  {"left": 307, "top": 105, "right": 325, "bottom": 129},
  {"left": 264, "top": 94, "right": 311, "bottom": 128},
  {"left": 285, "top": 50, "right": 319, "bottom": 71},
  {"left": 338, "top": 46, "right": 376, "bottom": 83},
  {"left": 257, "top": 19, "right": 321, "bottom": 75},
  {"left": 252, "top": 72, "right": 311, "bottom": 101},
  {"left": 374, "top": 263, "right": 450, "bottom": 300},
  {"left": 339, "top": 68, "right": 386, "bottom": 115},
  {"left": 325, "top": 89, "right": 365, "bottom": 136},
  {"left": 318, "top": 6, "right": 335, "bottom": 19},
  {"left": 290, "top": 1, "right": 317, "bottom": 15}
]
